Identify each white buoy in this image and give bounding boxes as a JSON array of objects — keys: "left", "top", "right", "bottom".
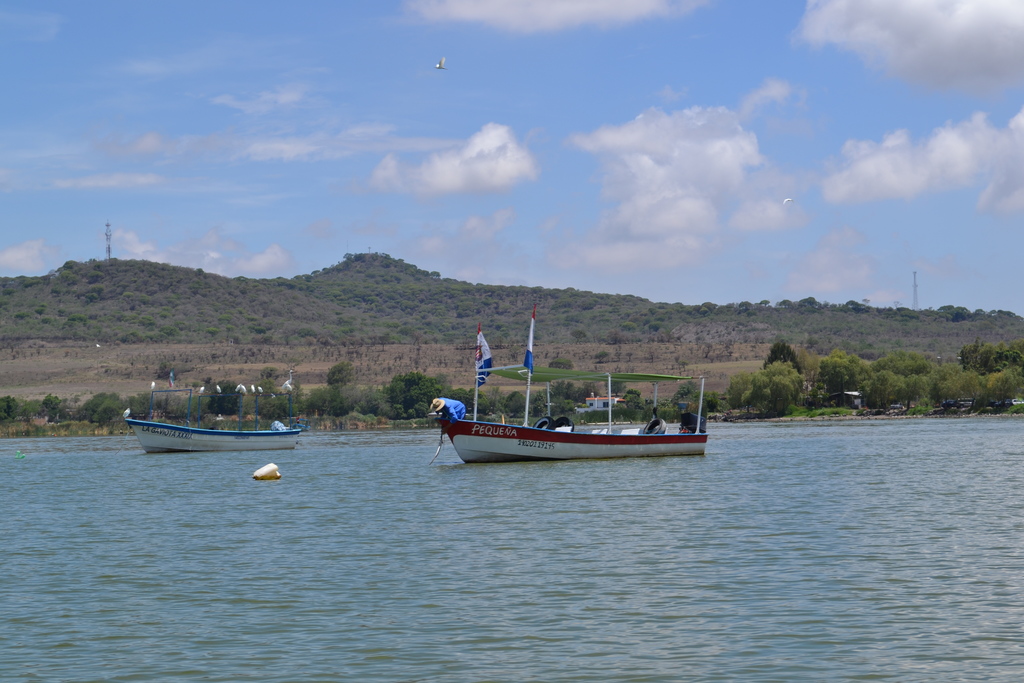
[{"left": 253, "top": 463, "right": 281, "bottom": 480}]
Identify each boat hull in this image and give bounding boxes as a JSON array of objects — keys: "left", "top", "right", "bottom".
[
  {"left": 441, "top": 419, "right": 707, "bottom": 463},
  {"left": 126, "top": 418, "right": 301, "bottom": 453}
]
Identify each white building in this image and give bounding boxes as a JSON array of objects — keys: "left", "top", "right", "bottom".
[{"left": 576, "top": 396, "right": 625, "bottom": 413}]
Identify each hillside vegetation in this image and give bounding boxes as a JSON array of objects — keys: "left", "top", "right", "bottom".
[{"left": 1, "top": 252, "right": 1022, "bottom": 360}]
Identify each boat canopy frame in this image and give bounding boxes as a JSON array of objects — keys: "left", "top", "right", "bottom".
[
  {"left": 147, "top": 388, "right": 297, "bottom": 432},
  {"left": 480, "top": 364, "right": 705, "bottom": 433}
]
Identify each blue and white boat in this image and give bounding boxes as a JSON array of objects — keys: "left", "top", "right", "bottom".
[{"left": 126, "top": 387, "right": 303, "bottom": 453}]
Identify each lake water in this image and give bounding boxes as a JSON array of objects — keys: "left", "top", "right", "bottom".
[{"left": 4, "top": 418, "right": 1024, "bottom": 681}]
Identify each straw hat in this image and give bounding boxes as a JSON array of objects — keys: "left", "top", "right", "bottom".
[{"left": 430, "top": 398, "right": 445, "bottom": 413}]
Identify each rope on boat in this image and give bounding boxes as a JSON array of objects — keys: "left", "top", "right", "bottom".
[{"left": 429, "top": 429, "right": 445, "bottom": 464}]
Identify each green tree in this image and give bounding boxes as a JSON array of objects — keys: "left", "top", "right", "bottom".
[
  {"left": 326, "top": 361, "right": 355, "bottom": 387},
  {"left": 898, "top": 374, "right": 929, "bottom": 408},
  {"left": 764, "top": 341, "right": 800, "bottom": 373},
  {"left": 873, "top": 350, "right": 933, "bottom": 377},
  {"left": 985, "top": 368, "right": 1022, "bottom": 403},
  {"left": 865, "top": 370, "right": 902, "bottom": 408},
  {"left": 622, "top": 388, "right": 644, "bottom": 410},
  {"left": 747, "top": 362, "right": 803, "bottom": 415},
  {"left": 41, "top": 394, "right": 62, "bottom": 420},
  {"left": 383, "top": 371, "right": 444, "bottom": 419},
  {"left": 0, "top": 396, "right": 18, "bottom": 421},
  {"left": 304, "top": 386, "right": 350, "bottom": 417},
  {"left": 78, "top": 392, "right": 124, "bottom": 424},
  {"left": 819, "top": 350, "right": 869, "bottom": 396},
  {"left": 928, "top": 365, "right": 981, "bottom": 404},
  {"left": 726, "top": 372, "right": 753, "bottom": 410}
]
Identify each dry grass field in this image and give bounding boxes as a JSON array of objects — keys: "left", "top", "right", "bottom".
[{"left": 0, "top": 340, "right": 770, "bottom": 401}]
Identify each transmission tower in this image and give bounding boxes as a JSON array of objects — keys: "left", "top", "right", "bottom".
[
  {"left": 912, "top": 272, "right": 918, "bottom": 311},
  {"left": 105, "top": 222, "right": 112, "bottom": 261}
]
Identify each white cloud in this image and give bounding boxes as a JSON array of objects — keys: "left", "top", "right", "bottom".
[
  {"left": 738, "top": 78, "right": 800, "bottom": 120},
  {"left": 786, "top": 227, "right": 874, "bottom": 294},
  {"left": 97, "top": 132, "right": 181, "bottom": 156},
  {"left": 416, "top": 208, "right": 520, "bottom": 282},
  {"left": 53, "top": 173, "right": 166, "bottom": 189},
  {"left": 303, "top": 219, "right": 334, "bottom": 240},
  {"left": 0, "top": 239, "right": 58, "bottom": 273},
  {"left": 121, "top": 40, "right": 254, "bottom": 78},
  {"left": 116, "top": 227, "right": 295, "bottom": 277},
  {"left": 979, "top": 108, "right": 1024, "bottom": 212},
  {"left": 212, "top": 84, "right": 307, "bottom": 115},
  {"left": 657, "top": 85, "right": 687, "bottom": 103},
  {"left": 565, "top": 106, "right": 792, "bottom": 268},
  {"left": 94, "top": 125, "right": 452, "bottom": 163},
  {"left": 729, "top": 197, "right": 807, "bottom": 232},
  {"left": 822, "top": 107, "right": 1024, "bottom": 211},
  {"left": 369, "top": 123, "right": 538, "bottom": 196},
  {"left": 406, "top": 0, "right": 709, "bottom": 32},
  {"left": 0, "top": 10, "right": 62, "bottom": 41},
  {"left": 798, "top": 0, "right": 1024, "bottom": 91}
]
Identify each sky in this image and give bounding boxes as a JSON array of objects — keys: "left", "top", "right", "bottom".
[{"left": 2, "top": 0, "right": 1024, "bottom": 313}]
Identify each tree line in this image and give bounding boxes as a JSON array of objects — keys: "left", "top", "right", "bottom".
[
  {"left": 725, "top": 338, "right": 1024, "bottom": 415},
  {"left": 5, "top": 337, "right": 1024, "bottom": 428},
  {"left": 0, "top": 359, "right": 715, "bottom": 429}
]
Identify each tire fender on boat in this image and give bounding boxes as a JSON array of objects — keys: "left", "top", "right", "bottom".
[
  {"left": 643, "top": 418, "right": 666, "bottom": 435},
  {"left": 552, "top": 416, "right": 574, "bottom": 431},
  {"left": 533, "top": 416, "right": 554, "bottom": 429}
]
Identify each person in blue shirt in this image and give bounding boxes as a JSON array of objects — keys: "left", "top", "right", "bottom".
[{"left": 430, "top": 397, "right": 466, "bottom": 423}]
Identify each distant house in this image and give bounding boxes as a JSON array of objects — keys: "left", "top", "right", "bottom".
[
  {"left": 828, "top": 391, "right": 863, "bottom": 409},
  {"left": 577, "top": 395, "right": 625, "bottom": 413}
]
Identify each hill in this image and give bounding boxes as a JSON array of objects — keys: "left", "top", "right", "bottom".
[{"left": 1, "top": 252, "right": 1023, "bottom": 360}]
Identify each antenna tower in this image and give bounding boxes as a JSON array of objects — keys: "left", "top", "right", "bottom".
[
  {"left": 912, "top": 271, "right": 918, "bottom": 311},
  {"left": 105, "top": 222, "right": 112, "bottom": 261}
]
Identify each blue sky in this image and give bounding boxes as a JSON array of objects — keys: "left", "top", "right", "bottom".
[{"left": 3, "top": 1, "right": 1024, "bottom": 313}]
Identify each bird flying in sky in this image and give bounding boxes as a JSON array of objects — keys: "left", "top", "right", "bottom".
[{"left": 436, "top": 57, "right": 446, "bottom": 70}]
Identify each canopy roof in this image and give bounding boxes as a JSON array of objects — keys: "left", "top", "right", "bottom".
[{"left": 488, "top": 365, "right": 696, "bottom": 384}]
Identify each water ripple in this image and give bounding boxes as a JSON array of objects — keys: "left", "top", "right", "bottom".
[{"left": 4, "top": 420, "right": 1024, "bottom": 680}]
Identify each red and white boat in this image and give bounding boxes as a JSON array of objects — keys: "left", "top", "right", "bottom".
[
  {"left": 439, "top": 365, "right": 708, "bottom": 463},
  {"left": 437, "top": 315, "right": 709, "bottom": 463},
  {"left": 440, "top": 414, "right": 707, "bottom": 463}
]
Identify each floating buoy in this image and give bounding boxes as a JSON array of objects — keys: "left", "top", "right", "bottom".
[
  {"left": 253, "top": 463, "right": 281, "bottom": 480},
  {"left": 15, "top": 450, "right": 25, "bottom": 459}
]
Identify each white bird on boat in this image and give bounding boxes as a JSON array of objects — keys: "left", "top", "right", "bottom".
[
  {"left": 237, "top": 384, "right": 246, "bottom": 394},
  {"left": 436, "top": 57, "right": 446, "bottom": 70},
  {"left": 251, "top": 385, "right": 256, "bottom": 394},
  {"left": 216, "top": 385, "right": 222, "bottom": 394},
  {"left": 199, "top": 386, "right": 205, "bottom": 394},
  {"left": 151, "top": 381, "right": 156, "bottom": 390},
  {"left": 282, "top": 379, "right": 293, "bottom": 392},
  {"left": 123, "top": 408, "right": 130, "bottom": 418},
  {"left": 258, "top": 386, "right": 263, "bottom": 394}
]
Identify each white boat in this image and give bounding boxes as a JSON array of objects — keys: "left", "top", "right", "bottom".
[
  {"left": 126, "top": 418, "right": 301, "bottom": 453},
  {"left": 126, "top": 387, "right": 303, "bottom": 453}
]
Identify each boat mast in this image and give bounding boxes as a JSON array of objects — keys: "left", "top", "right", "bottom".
[
  {"left": 522, "top": 305, "right": 536, "bottom": 427},
  {"left": 523, "top": 372, "right": 533, "bottom": 426},
  {"left": 607, "top": 373, "right": 612, "bottom": 428},
  {"left": 696, "top": 377, "right": 705, "bottom": 434}
]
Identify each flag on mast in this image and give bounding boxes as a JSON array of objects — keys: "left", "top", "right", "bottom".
[
  {"left": 524, "top": 305, "right": 536, "bottom": 373},
  {"left": 475, "top": 324, "right": 492, "bottom": 387}
]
